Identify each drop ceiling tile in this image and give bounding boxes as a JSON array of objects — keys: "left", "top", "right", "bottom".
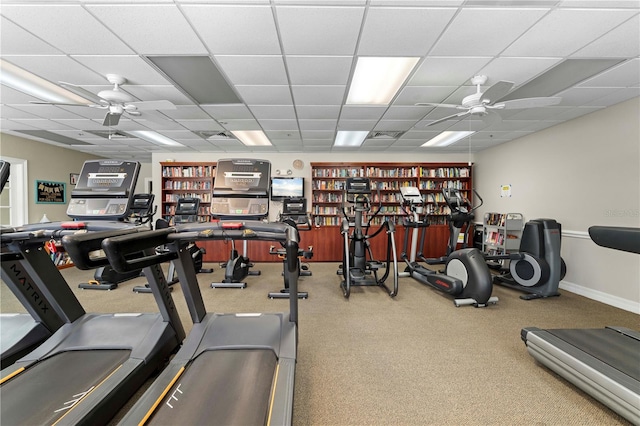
[
  {"left": 286, "top": 56, "right": 353, "bottom": 85},
  {"left": 374, "top": 120, "right": 417, "bottom": 131},
  {"left": 574, "top": 14, "right": 640, "bottom": 58},
  {"left": 585, "top": 87, "right": 640, "bottom": 107},
  {"left": 336, "top": 119, "right": 377, "bottom": 130},
  {"left": 71, "top": 55, "right": 172, "bottom": 85},
  {"left": 556, "top": 86, "right": 622, "bottom": 106},
  {"left": 1, "top": 120, "right": 39, "bottom": 131},
  {"left": 431, "top": 8, "right": 549, "bottom": 56},
  {"left": 340, "top": 106, "right": 387, "bottom": 120},
  {"left": 295, "top": 105, "right": 341, "bottom": 120},
  {"left": 57, "top": 105, "right": 107, "bottom": 120},
  {"left": 201, "top": 105, "right": 253, "bottom": 120},
  {"left": 121, "top": 85, "right": 195, "bottom": 105},
  {"left": 259, "top": 119, "right": 300, "bottom": 131},
  {"left": 554, "top": 106, "right": 605, "bottom": 120},
  {"left": 11, "top": 118, "right": 74, "bottom": 130},
  {"left": 1, "top": 5, "right": 134, "bottom": 54},
  {"left": 298, "top": 119, "right": 337, "bottom": 131},
  {"left": 0, "top": 86, "right": 41, "bottom": 103},
  {"left": 358, "top": 7, "right": 457, "bottom": 56},
  {"left": 57, "top": 119, "right": 108, "bottom": 131},
  {"left": 175, "top": 120, "right": 225, "bottom": 131},
  {"left": 215, "top": 56, "right": 288, "bottom": 85},
  {"left": 382, "top": 106, "right": 429, "bottom": 121},
  {"left": 300, "top": 130, "right": 335, "bottom": 139},
  {"left": 86, "top": 5, "right": 207, "bottom": 55},
  {"left": 291, "top": 86, "right": 346, "bottom": 105},
  {"left": 1, "top": 106, "right": 42, "bottom": 120},
  {"left": 250, "top": 105, "right": 296, "bottom": 120},
  {"left": 221, "top": 119, "right": 262, "bottom": 130},
  {"left": 394, "top": 86, "right": 459, "bottom": 105},
  {"left": 478, "top": 57, "right": 564, "bottom": 87},
  {"left": 3, "top": 56, "right": 106, "bottom": 85},
  {"left": 10, "top": 104, "right": 87, "bottom": 120},
  {"left": 276, "top": 6, "right": 364, "bottom": 55},
  {"left": 235, "top": 86, "right": 293, "bottom": 105},
  {"left": 183, "top": 5, "right": 281, "bottom": 55},
  {"left": 409, "top": 57, "right": 494, "bottom": 86},
  {"left": 0, "top": 16, "right": 61, "bottom": 55},
  {"left": 265, "top": 130, "right": 301, "bottom": 140},
  {"left": 503, "top": 8, "right": 637, "bottom": 57},
  {"left": 161, "top": 106, "right": 211, "bottom": 120}
]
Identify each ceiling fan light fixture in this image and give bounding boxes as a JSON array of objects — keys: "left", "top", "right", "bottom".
[
  {"left": 0, "top": 59, "right": 92, "bottom": 104},
  {"left": 347, "top": 57, "right": 419, "bottom": 105},
  {"left": 422, "top": 131, "right": 474, "bottom": 147}
]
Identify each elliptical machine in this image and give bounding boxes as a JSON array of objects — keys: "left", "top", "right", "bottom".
[
  {"left": 399, "top": 187, "right": 498, "bottom": 307},
  {"left": 337, "top": 177, "right": 398, "bottom": 298},
  {"left": 442, "top": 188, "right": 566, "bottom": 300}
]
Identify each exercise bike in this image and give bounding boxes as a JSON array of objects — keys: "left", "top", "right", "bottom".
[
  {"left": 399, "top": 187, "right": 498, "bottom": 307},
  {"left": 442, "top": 188, "right": 567, "bottom": 300},
  {"left": 337, "top": 177, "right": 398, "bottom": 298},
  {"left": 268, "top": 198, "right": 313, "bottom": 299}
]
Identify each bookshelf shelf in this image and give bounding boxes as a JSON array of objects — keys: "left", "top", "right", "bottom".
[
  {"left": 161, "top": 162, "right": 216, "bottom": 225},
  {"left": 483, "top": 212, "right": 524, "bottom": 266}
]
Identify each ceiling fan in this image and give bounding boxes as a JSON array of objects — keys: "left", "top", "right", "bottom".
[
  {"left": 417, "top": 75, "right": 562, "bottom": 127},
  {"left": 31, "top": 74, "right": 176, "bottom": 126}
]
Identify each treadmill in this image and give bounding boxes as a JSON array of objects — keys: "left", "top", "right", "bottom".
[
  {"left": 99, "top": 220, "right": 300, "bottom": 425},
  {"left": 0, "top": 159, "right": 64, "bottom": 368},
  {"left": 0, "top": 160, "right": 185, "bottom": 425},
  {"left": 521, "top": 226, "right": 640, "bottom": 424}
]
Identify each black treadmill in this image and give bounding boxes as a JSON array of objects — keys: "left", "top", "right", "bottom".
[
  {"left": 99, "top": 220, "right": 300, "bottom": 425},
  {"left": 0, "top": 159, "right": 65, "bottom": 368},
  {"left": 521, "top": 226, "right": 640, "bottom": 424},
  {"left": 0, "top": 160, "right": 185, "bottom": 425}
]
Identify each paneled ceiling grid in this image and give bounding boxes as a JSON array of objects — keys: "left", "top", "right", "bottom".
[{"left": 0, "top": 0, "right": 638, "bottom": 161}]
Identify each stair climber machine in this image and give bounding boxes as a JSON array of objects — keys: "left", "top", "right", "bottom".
[
  {"left": 133, "top": 197, "right": 214, "bottom": 294},
  {"left": 269, "top": 197, "right": 313, "bottom": 299},
  {"left": 521, "top": 226, "right": 640, "bottom": 424},
  {"left": 98, "top": 219, "right": 301, "bottom": 425},
  {"left": 442, "top": 188, "right": 567, "bottom": 300},
  {"left": 0, "top": 159, "right": 184, "bottom": 425},
  {"left": 210, "top": 158, "right": 271, "bottom": 288},
  {"left": 399, "top": 187, "right": 498, "bottom": 307},
  {"left": 338, "top": 177, "right": 399, "bottom": 298},
  {"left": 0, "top": 160, "right": 65, "bottom": 368},
  {"left": 71, "top": 160, "right": 146, "bottom": 290}
]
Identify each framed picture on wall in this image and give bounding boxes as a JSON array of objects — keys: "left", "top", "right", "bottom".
[
  {"left": 36, "top": 180, "right": 66, "bottom": 204},
  {"left": 70, "top": 173, "right": 79, "bottom": 185}
]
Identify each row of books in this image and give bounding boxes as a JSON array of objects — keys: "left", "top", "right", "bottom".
[
  {"left": 164, "top": 193, "right": 212, "bottom": 202},
  {"left": 162, "top": 165, "right": 215, "bottom": 178},
  {"left": 164, "top": 180, "right": 212, "bottom": 190},
  {"left": 419, "top": 180, "right": 470, "bottom": 190}
]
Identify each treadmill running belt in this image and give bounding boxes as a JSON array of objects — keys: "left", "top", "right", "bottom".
[
  {"left": 148, "top": 349, "right": 277, "bottom": 425},
  {"left": 0, "top": 349, "right": 130, "bottom": 425},
  {"left": 549, "top": 329, "right": 640, "bottom": 381}
]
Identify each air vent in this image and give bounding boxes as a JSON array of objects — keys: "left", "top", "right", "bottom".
[
  {"left": 368, "top": 131, "right": 406, "bottom": 139},
  {"left": 195, "top": 131, "right": 234, "bottom": 140},
  {"left": 85, "top": 130, "right": 129, "bottom": 140}
]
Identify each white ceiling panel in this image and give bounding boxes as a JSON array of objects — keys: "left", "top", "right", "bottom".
[
  {"left": 286, "top": 56, "right": 353, "bottom": 85},
  {"left": 340, "top": 106, "right": 387, "bottom": 120},
  {"left": 578, "top": 59, "right": 640, "bottom": 88},
  {"left": 431, "top": 8, "right": 549, "bottom": 56},
  {"left": 299, "top": 119, "right": 337, "bottom": 131},
  {"left": 358, "top": 7, "right": 457, "bottom": 56},
  {"left": 201, "top": 105, "right": 253, "bottom": 120},
  {"left": 10, "top": 104, "right": 87, "bottom": 120},
  {"left": 394, "top": 86, "right": 459, "bottom": 105},
  {"left": 86, "top": 5, "right": 207, "bottom": 55},
  {"left": 585, "top": 87, "right": 640, "bottom": 107},
  {"left": 573, "top": 14, "right": 640, "bottom": 58},
  {"left": 502, "top": 8, "right": 637, "bottom": 57},
  {"left": 250, "top": 105, "right": 296, "bottom": 120},
  {"left": 235, "top": 86, "right": 293, "bottom": 105},
  {"left": 292, "top": 86, "right": 345, "bottom": 105},
  {"left": 557, "top": 86, "right": 624, "bottom": 106},
  {"left": 0, "top": 17, "right": 61, "bottom": 55},
  {"left": 478, "top": 57, "right": 563, "bottom": 87},
  {"left": 295, "top": 105, "right": 341, "bottom": 120},
  {"left": 259, "top": 119, "right": 300, "bottom": 131},
  {"left": 122, "top": 85, "right": 195, "bottom": 105},
  {"left": 71, "top": 55, "right": 172, "bottom": 85},
  {"left": 11, "top": 118, "right": 74, "bottom": 130},
  {"left": 160, "top": 106, "right": 211, "bottom": 120},
  {"left": 182, "top": 5, "right": 281, "bottom": 55},
  {"left": 1, "top": 106, "right": 41, "bottom": 120},
  {"left": 175, "top": 120, "right": 225, "bottom": 131},
  {"left": 276, "top": 6, "right": 364, "bottom": 55},
  {"left": 215, "top": 56, "right": 288, "bottom": 85},
  {"left": 382, "top": 106, "right": 430, "bottom": 121},
  {"left": 1, "top": 5, "right": 134, "bottom": 54},
  {"left": 409, "top": 57, "right": 494, "bottom": 86}
]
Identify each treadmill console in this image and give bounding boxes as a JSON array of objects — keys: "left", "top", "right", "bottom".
[
  {"left": 67, "top": 160, "right": 140, "bottom": 220},
  {"left": 212, "top": 159, "right": 270, "bottom": 220}
]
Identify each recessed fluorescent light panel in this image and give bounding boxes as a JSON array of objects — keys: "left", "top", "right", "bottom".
[
  {"left": 231, "top": 130, "right": 272, "bottom": 146},
  {"left": 422, "top": 131, "right": 474, "bottom": 147},
  {"left": 334, "top": 130, "right": 369, "bottom": 147},
  {"left": 0, "top": 59, "right": 91, "bottom": 104},
  {"left": 128, "top": 130, "right": 184, "bottom": 147},
  {"left": 347, "top": 57, "right": 419, "bottom": 105}
]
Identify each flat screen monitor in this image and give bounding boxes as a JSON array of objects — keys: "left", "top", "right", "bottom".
[{"left": 271, "top": 177, "right": 304, "bottom": 201}]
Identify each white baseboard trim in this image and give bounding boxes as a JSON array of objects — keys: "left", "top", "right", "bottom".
[{"left": 560, "top": 280, "right": 640, "bottom": 314}]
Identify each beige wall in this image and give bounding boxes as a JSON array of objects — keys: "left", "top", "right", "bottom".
[
  {"left": 474, "top": 97, "right": 640, "bottom": 311},
  {"left": 0, "top": 133, "right": 104, "bottom": 223}
]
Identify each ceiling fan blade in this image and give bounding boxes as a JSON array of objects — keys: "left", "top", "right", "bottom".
[
  {"left": 59, "top": 81, "right": 103, "bottom": 104},
  {"left": 416, "top": 102, "right": 464, "bottom": 109},
  {"left": 128, "top": 100, "right": 176, "bottom": 111},
  {"left": 426, "top": 110, "right": 470, "bottom": 127},
  {"left": 481, "top": 80, "right": 514, "bottom": 105},
  {"left": 495, "top": 96, "right": 563, "bottom": 110},
  {"left": 103, "top": 112, "right": 121, "bottom": 127}
]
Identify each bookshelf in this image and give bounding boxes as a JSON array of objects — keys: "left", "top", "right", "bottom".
[
  {"left": 482, "top": 212, "right": 524, "bottom": 262},
  {"left": 310, "top": 162, "right": 472, "bottom": 226},
  {"left": 161, "top": 162, "right": 216, "bottom": 225}
]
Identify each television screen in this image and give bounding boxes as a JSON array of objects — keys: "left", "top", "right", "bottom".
[{"left": 271, "top": 177, "right": 304, "bottom": 201}]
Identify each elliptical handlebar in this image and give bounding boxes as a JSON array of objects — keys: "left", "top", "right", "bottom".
[{"left": 443, "top": 187, "right": 483, "bottom": 215}]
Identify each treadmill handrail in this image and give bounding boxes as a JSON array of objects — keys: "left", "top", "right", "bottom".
[{"left": 588, "top": 226, "right": 640, "bottom": 254}]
